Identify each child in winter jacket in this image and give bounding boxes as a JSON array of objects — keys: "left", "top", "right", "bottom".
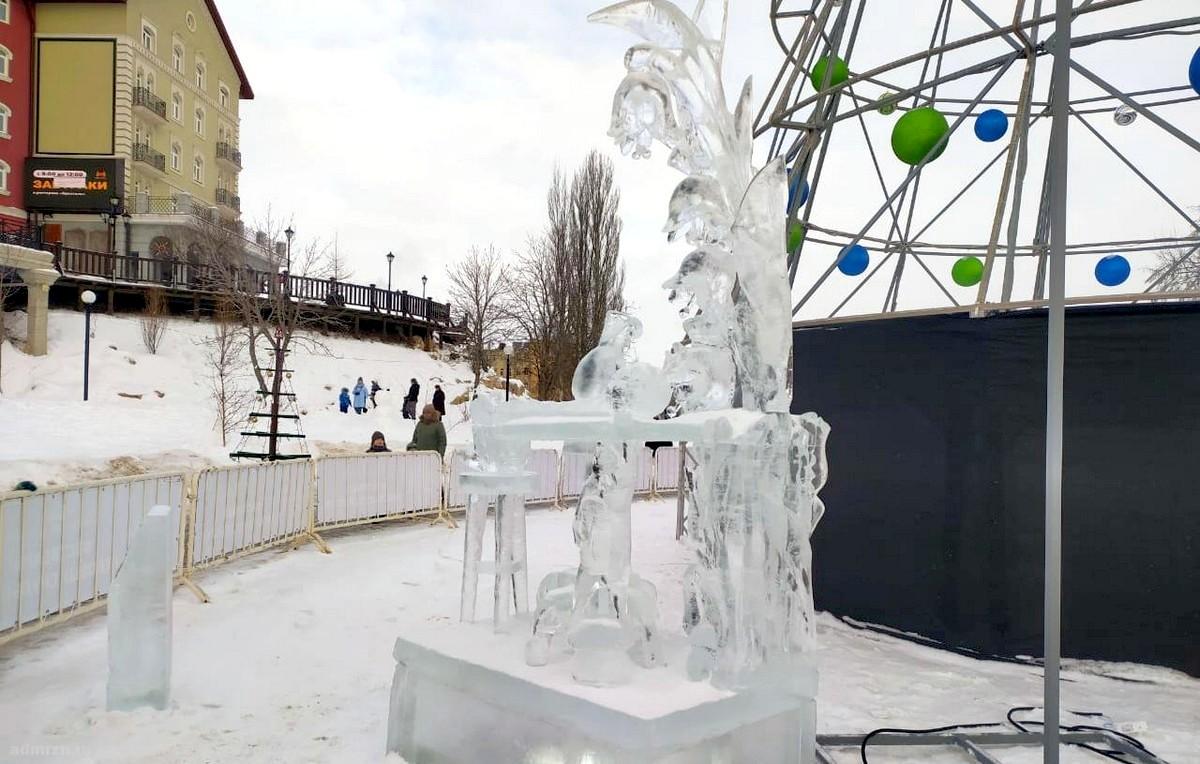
[{"left": 338, "top": 387, "right": 351, "bottom": 413}]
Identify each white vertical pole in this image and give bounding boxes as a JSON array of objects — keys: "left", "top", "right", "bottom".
[{"left": 1045, "top": 1, "right": 1072, "bottom": 761}]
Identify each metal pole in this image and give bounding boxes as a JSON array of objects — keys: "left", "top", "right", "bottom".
[
  {"left": 83, "top": 307, "right": 92, "bottom": 402},
  {"left": 1044, "top": 1, "right": 1071, "bottom": 761},
  {"left": 505, "top": 356, "right": 511, "bottom": 402}
]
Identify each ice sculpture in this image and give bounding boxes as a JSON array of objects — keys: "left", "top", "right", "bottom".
[
  {"left": 591, "top": 0, "right": 830, "bottom": 689},
  {"left": 107, "top": 505, "right": 175, "bottom": 711}
]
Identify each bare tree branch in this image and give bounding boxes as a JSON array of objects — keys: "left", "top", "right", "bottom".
[{"left": 446, "top": 244, "right": 510, "bottom": 387}]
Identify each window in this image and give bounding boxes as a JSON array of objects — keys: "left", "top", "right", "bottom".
[
  {"left": 170, "top": 141, "right": 181, "bottom": 173},
  {"left": 0, "top": 103, "right": 10, "bottom": 138},
  {"left": 172, "top": 43, "right": 184, "bottom": 74},
  {"left": 146, "top": 71, "right": 155, "bottom": 94},
  {"left": 0, "top": 160, "right": 9, "bottom": 194},
  {"left": 0, "top": 0, "right": 10, "bottom": 24},
  {"left": 134, "top": 120, "right": 146, "bottom": 146},
  {"left": 194, "top": 106, "right": 205, "bottom": 136},
  {"left": 141, "top": 22, "right": 157, "bottom": 53},
  {"left": 171, "top": 91, "right": 183, "bottom": 122},
  {"left": 193, "top": 154, "right": 204, "bottom": 185},
  {"left": 0, "top": 46, "right": 12, "bottom": 81},
  {"left": 135, "top": 67, "right": 144, "bottom": 89},
  {"left": 218, "top": 84, "right": 230, "bottom": 109},
  {"left": 195, "top": 60, "right": 206, "bottom": 91}
]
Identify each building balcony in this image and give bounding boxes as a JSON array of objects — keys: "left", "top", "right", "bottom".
[
  {"left": 215, "top": 188, "right": 241, "bottom": 212},
  {"left": 215, "top": 142, "right": 243, "bottom": 170},
  {"left": 132, "top": 87, "right": 168, "bottom": 123},
  {"left": 132, "top": 142, "right": 166, "bottom": 175}
]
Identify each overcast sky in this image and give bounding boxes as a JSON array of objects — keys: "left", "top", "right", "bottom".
[{"left": 220, "top": 1, "right": 1200, "bottom": 360}]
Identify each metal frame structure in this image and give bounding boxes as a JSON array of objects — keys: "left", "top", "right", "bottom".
[
  {"left": 815, "top": 730, "right": 1170, "bottom": 763},
  {"left": 755, "top": 0, "right": 1200, "bottom": 324}
]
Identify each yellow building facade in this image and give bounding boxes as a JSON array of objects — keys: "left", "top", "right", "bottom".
[{"left": 33, "top": 0, "right": 253, "bottom": 258}]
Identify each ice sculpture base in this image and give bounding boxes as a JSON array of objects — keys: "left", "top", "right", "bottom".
[{"left": 386, "top": 631, "right": 817, "bottom": 763}]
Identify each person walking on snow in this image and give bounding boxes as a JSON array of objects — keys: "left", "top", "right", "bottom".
[
  {"left": 432, "top": 384, "right": 446, "bottom": 416},
  {"left": 370, "top": 380, "right": 383, "bottom": 409},
  {"left": 352, "top": 377, "right": 369, "bottom": 414},
  {"left": 403, "top": 378, "right": 421, "bottom": 419},
  {"left": 406, "top": 405, "right": 446, "bottom": 458},
  {"left": 338, "top": 387, "right": 351, "bottom": 414}
]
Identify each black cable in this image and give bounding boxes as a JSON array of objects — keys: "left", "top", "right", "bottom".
[
  {"left": 834, "top": 614, "right": 1044, "bottom": 668},
  {"left": 859, "top": 722, "right": 1001, "bottom": 763},
  {"left": 1006, "top": 706, "right": 1161, "bottom": 762}
]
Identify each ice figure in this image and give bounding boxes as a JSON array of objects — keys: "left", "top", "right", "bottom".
[
  {"left": 526, "top": 313, "right": 668, "bottom": 684},
  {"left": 107, "top": 505, "right": 175, "bottom": 711},
  {"left": 591, "top": 0, "right": 831, "bottom": 689}
]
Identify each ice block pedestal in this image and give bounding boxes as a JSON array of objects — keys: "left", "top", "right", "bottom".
[{"left": 386, "top": 634, "right": 817, "bottom": 763}]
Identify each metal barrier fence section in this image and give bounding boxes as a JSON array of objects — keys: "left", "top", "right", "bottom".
[
  {"left": 315, "top": 452, "right": 443, "bottom": 529},
  {"left": 191, "top": 461, "right": 311, "bottom": 570},
  {"left": 0, "top": 444, "right": 684, "bottom": 645},
  {"left": 0, "top": 474, "right": 185, "bottom": 635}
]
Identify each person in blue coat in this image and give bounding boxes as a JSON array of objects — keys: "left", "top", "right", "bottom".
[
  {"left": 338, "top": 387, "right": 351, "bottom": 413},
  {"left": 352, "top": 377, "right": 369, "bottom": 414}
]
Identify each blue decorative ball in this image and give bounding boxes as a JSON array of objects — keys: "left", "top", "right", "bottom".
[
  {"left": 1190, "top": 47, "right": 1200, "bottom": 97},
  {"left": 1095, "top": 255, "right": 1131, "bottom": 287},
  {"left": 838, "top": 244, "right": 870, "bottom": 276},
  {"left": 974, "top": 109, "right": 1009, "bottom": 142},
  {"left": 788, "top": 173, "right": 810, "bottom": 211}
]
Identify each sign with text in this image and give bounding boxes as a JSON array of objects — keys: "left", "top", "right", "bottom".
[{"left": 25, "top": 158, "right": 125, "bottom": 213}]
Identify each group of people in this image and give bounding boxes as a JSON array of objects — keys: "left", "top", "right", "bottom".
[{"left": 335, "top": 376, "right": 449, "bottom": 459}]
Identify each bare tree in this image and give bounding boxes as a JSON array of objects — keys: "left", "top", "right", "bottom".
[
  {"left": 1149, "top": 210, "right": 1200, "bottom": 291},
  {"left": 139, "top": 287, "right": 168, "bottom": 354},
  {"left": 446, "top": 245, "right": 509, "bottom": 387},
  {"left": 507, "top": 151, "right": 626, "bottom": 400},
  {"left": 201, "top": 301, "right": 254, "bottom": 447}
]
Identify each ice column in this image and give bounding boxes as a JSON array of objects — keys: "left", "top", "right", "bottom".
[{"left": 107, "top": 505, "right": 175, "bottom": 711}]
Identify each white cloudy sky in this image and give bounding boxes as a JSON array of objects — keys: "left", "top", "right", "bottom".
[{"left": 220, "top": 0, "right": 1200, "bottom": 359}]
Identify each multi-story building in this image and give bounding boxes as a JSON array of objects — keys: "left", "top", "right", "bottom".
[
  {"left": 28, "top": 0, "right": 265, "bottom": 266},
  {"left": 0, "top": 0, "right": 34, "bottom": 226}
]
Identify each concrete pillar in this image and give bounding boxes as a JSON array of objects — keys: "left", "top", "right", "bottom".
[{"left": 19, "top": 268, "right": 59, "bottom": 356}]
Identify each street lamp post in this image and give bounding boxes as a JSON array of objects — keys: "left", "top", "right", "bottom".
[
  {"left": 386, "top": 251, "right": 395, "bottom": 292},
  {"left": 421, "top": 274, "right": 427, "bottom": 300},
  {"left": 284, "top": 225, "right": 295, "bottom": 272},
  {"left": 122, "top": 211, "right": 133, "bottom": 258},
  {"left": 107, "top": 196, "right": 121, "bottom": 254},
  {"left": 504, "top": 341, "right": 514, "bottom": 402},
  {"left": 81, "top": 290, "right": 97, "bottom": 401}
]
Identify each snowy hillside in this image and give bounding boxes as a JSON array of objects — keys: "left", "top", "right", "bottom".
[{"left": 0, "top": 309, "right": 478, "bottom": 489}]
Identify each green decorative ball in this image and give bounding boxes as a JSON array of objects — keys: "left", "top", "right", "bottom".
[
  {"left": 810, "top": 56, "right": 849, "bottom": 91},
  {"left": 891, "top": 107, "right": 950, "bottom": 165},
  {"left": 788, "top": 222, "right": 806, "bottom": 252},
  {"left": 952, "top": 256, "right": 984, "bottom": 287}
]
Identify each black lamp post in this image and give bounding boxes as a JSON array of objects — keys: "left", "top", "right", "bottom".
[
  {"left": 107, "top": 196, "right": 121, "bottom": 254},
  {"left": 122, "top": 211, "right": 133, "bottom": 258},
  {"left": 387, "top": 251, "right": 395, "bottom": 292},
  {"left": 284, "top": 225, "right": 295, "bottom": 271},
  {"left": 421, "top": 274, "right": 427, "bottom": 300},
  {"left": 81, "top": 290, "right": 96, "bottom": 401},
  {"left": 504, "top": 341, "right": 514, "bottom": 401}
]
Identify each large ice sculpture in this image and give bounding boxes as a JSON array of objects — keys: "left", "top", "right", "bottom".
[
  {"left": 591, "top": 0, "right": 830, "bottom": 689},
  {"left": 107, "top": 505, "right": 175, "bottom": 711}
]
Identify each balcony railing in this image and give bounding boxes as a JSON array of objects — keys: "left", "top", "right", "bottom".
[
  {"left": 132, "top": 142, "right": 166, "bottom": 173},
  {"left": 215, "top": 142, "right": 243, "bottom": 169},
  {"left": 215, "top": 188, "right": 241, "bottom": 212},
  {"left": 132, "top": 87, "right": 168, "bottom": 121}
]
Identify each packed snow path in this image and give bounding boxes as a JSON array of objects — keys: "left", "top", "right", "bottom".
[{"left": 0, "top": 500, "right": 1195, "bottom": 763}]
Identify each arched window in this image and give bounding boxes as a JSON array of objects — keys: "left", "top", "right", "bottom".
[
  {"left": 194, "top": 106, "right": 205, "bottom": 136},
  {"left": 141, "top": 22, "right": 156, "bottom": 53},
  {"left": 135, "top": 66, "right": 144, "bottom": 89},
  {"left": 171, "top": 91, "right": 183, "bottom": 122},
  {"left": 0, "top": 1, "right": 11, "bottom": 25},
  {"left": 0, "top": 45, "right": 10, "bottom": 81},
  {"left": 172, "top": 43, "right": 184, "bottom": 74},
  {"left": 218, "top": 84, "right": 230, "bottom": 109},
  {"left": 0, "top": 103, "right": 10, "bottom": 138},
  {"left": 146, "top": 71, "right": 155, "bottom": 94},
  {"left": 192, "top": 154, "right": 204, "bottom": 185},
  {"left": 0, "top": 160, "right": 9, "bottom": 194},
  {"left": 170, "top": 141, "right": 181, "bottom": 173},
  {"left": 195, "top": 60, "right": 206, "bottom": 91}
]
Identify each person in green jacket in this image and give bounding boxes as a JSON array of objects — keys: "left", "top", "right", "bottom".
[{"left": 407, "top": 404, "right": 447, "bottom": 458}]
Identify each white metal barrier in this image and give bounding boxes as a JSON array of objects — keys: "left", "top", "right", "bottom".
[
  {"left": 0, "top": 473, "right": 186, "bottom": 637},
  {"left": 315, "top": 452, "right": 443, "bottom": 529},
  {"left": 445, "top": 449, "right": 470, "bottom": 509},
  {"left": 654, "top": 446, "right": 681, "bottom": 491},
  {"left": 634, "top": 447, "right": 655, "bottom": 494},
  {"left": 559, "top": 449, "right": 594, "bottom": 502},
  {"left": 191, "top": 461, "right": 311, "bottom": 570},
  {"left": 526, "top": 449, "right": 561, "bottom": 504}
]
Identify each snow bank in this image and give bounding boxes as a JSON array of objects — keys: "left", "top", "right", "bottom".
[{"left": 0, "top": 309, "right": 478, "bottom": 489}]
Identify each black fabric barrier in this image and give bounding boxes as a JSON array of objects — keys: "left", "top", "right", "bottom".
[{"left": 792, "top": 303, "right": 1200, "bottom": 675}]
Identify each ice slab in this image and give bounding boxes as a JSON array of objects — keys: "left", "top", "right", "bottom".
[
  {"left": 386, "top": 628, "right": 817, "bottom": 763},
  {"left": 106, "top": 505, "right": 175, "bottom": 711}
]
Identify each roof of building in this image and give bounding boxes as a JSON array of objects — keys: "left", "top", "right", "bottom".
[{"left": 37, "top": 0, "right": 254, "bottom": 99}]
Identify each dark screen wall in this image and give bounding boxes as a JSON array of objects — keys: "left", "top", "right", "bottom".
[{"left": 792, "top": 303, "right": 1200, "bottom": 675}]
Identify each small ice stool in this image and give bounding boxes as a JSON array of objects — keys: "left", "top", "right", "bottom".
[{"left": 458, "top": 468, "right": 538, "bottom": 630}]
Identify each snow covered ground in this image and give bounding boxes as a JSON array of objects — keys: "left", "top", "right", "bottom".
[
  {"left": 0, "top": 309, "right": 480, "bottom": 489},
  {"left": 0, "top": 500, "right": 1195, "bottom": 763}
]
